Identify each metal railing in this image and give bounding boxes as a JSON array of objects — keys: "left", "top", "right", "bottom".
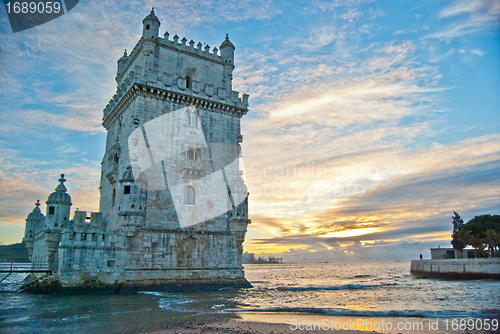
[{"left": 0, "top": 261, "right": 51, "bottom": 273}]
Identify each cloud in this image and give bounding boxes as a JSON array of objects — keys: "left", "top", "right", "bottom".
[
  {"left": 298, "top": 26, "right": 347, "bottom": 50},
  {"left": 242, "top": 132, "right": 500, "bottom": 258},
  {"left": 425, "top": 0, "right": 500, "bottom": 39},
  {"left": 470, "top": 48, "right": 485, "bottom": 56},
  {"left": 0, "top": 149, "right": 101, "bottom": 230},
  {"left": 140, "top": 0, "right": 282, "bottom": 28},
  {"left": 1, "top": 0, "right": 498, "bottom": 261}
]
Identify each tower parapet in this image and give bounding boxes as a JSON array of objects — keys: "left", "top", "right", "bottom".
[{"left": 104, "top": 11, "right": 248, "bottom": 125}]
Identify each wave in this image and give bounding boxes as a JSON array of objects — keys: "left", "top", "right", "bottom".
[
  {"left": 348, "top": 274, "right": 372, "bottom": 279},
  {"left": 138, "top": 291, "right": 167, "bottom": 297},
  {"left": 249, "top": 280, "right": 270, "bottom": 284},
  {"left": 276, "top": 283, "right": 397, "bottom": 291},
  {"left": 229, "top": 307, "right": 500, "bottom": 319}
]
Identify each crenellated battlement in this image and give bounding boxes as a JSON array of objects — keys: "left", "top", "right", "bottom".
[
  {"left": 160, "top": 32, "right": 223, "bottom": 61},
  {"left": 105, "top": 8, "right": 245, "bottom": 124}
]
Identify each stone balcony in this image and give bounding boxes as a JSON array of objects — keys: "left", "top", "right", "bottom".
[
  {"left": 105, "top": 163, "right": 118, "bottom": 184},
  {"left": 181, "top": 159, "right": 204, "bottom": 177},
  {"left": 182, "top": 159, "right": 202, "bottom": 170}
]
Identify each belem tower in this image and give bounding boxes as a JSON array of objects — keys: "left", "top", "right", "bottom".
[{"left": 22, "top": 8, "right": 251, "bottom": 292}]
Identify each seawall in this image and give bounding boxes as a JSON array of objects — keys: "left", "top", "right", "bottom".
[
  {"left": 410, "top": 258, "right": 500, "bottom": 279},
  {"left": 22, "top": 276, "right": 252, "bottom": 295}
]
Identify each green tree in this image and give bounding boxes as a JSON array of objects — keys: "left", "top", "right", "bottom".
[
  {"left": 461, "top": 215, "right": 500, "bottom": 244},
  {"left": 453, "top": 215, "right": 500, "bottom": 258},
  {"left": 451, "top": 212, "right": 465, "bottom": 257}
]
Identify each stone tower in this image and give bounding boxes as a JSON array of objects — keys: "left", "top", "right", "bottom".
[{"left": 22, "top": 8, "right": 252, "bottom": 292}]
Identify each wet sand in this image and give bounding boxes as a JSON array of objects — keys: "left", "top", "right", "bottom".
[
  {"left": 146, "top": 312, "right": 471, "bottom": 334},
  {"left": 150, "top": 319, "right": 372, "bottom": 334}
]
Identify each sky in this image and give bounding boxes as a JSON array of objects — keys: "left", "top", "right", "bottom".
[{"left": 0, "top": 0, "right": 499, "bottom": 262}]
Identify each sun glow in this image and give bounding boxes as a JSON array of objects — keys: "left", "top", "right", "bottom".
[{"left": 320, "top": 227, "right": 383, "bottom": 238}]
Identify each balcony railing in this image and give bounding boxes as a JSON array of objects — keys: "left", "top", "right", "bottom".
[{"left": 182, "top": 159, "right": 203, "bottom": 170}]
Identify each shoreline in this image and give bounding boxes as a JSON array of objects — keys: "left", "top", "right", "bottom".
[
  {"left": 146, "top": 312, "right": 485, "bottom": 334},
  {"left": 149, "top": 319, "right": 374, "bottom": 334}
]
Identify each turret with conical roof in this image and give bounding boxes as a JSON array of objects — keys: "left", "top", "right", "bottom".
[
  {"left": 220, "top": 34, "right": 235, "bottom": 64},
  {"left": 23, "top": 199, "right": 45, "bottom": 258},
  {"left": 116, "top": 49, "right": 129, "bottom": 80},
  {"left": 26, "top": 199, "right": 44, "bottom": 223},
  {"left": 45, "top": 174, "right": 72, "bottom": 229},
  {"left": 116, "top": 166, "right": 146, "bottom": 236},
  {"left": 142, "top": 7, "right": 160, "bottom": 39},
  {"left": 220, "top": 34, "right": 235, "bottom": 94}
]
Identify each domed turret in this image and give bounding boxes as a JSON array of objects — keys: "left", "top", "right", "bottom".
[
  {"left": 116, "top": 49, "right": 129, "bottom": 79},
  {"left": 220, "top": 34, "right": 235, "bottom": 49},
  {"left": 23, "top": 200, "right": 45, "bottom": 258},
  {"left": 120, "top": 166, "right": 135, "bottom": 183},
  {"left": 24, "top": 199, "right": 44, "bottom": 238},
  {"left": 26, "top": 199, "right": 45, "bottom": 222},
  {"left": 220, "top": 34, "right": 235, "bottom": 94},
  {"left": 47, "top": 174, "right": 71, "bottom": 205},
  {"left": 142, "top": 7, "right": 160, "bottom": 39},
  {"left": 118, "top": 166, "right": 146, "bottom": 236},
  {"left": 220, "top": 34, "right": 235, "bottom": 62},
  {"left": 45, "top": 174, "right": 72, "bottom": 229}
]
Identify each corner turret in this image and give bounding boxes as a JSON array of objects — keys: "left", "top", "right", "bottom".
[
  {"left": 23, "top": 199, "right": 44, "bottom": 258},
  {"left": 220, "top": 34, "right": 235, "bottom": 62},
  {"left": 117, "top": 166, "right": 146, "bottom": 236},
  {"left": 220, "top": 34, "right": 235, "bottom": 94},
  {"left": 116, "top": 49, "right": 129, "bottom": 81},
  {"left": 142, "top": 7, "right": 160, "bottom": 39},
  {"left": 45, "top": 174, "right": 72, "bottom": 229}
]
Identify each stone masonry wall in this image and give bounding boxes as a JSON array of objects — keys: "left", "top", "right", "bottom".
[{"left": 410, "top": 258, "right": 500, "bottom": 279}]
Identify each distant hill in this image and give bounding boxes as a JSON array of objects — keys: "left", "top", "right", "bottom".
[{"left": 0, "top": 243, "right": 30, "bottom": 263}]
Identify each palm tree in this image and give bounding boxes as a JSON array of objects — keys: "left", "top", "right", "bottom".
[
  {"left": 484, "top": 229, "right": 499, "bottom": 257},
  {"left": 458, "top": 230, "right": 473, "bottom": 257},
  {"left": 471, "top": 236, "right": 488, "bottom": 258}
]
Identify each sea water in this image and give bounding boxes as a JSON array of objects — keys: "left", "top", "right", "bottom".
[{"left": 1, "top": 261, "right": 499, "bottom": 333}]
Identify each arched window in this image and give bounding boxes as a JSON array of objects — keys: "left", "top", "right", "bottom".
[
  {"left": 191, "top": 112, "right": 198, "bottom": 127},
  {"left": 112, "top": 188, "right": 116, "bottom": 207},
  {"left": 195, "top": 149, "right": 201, "bottom": 160},
  {"left": 124, "top": 185, "right": 131, "bottom": 194},
  {"left": 186, "top": 149, "right": 194, "bottom": 160},
  {"left": 186, "top": 76, "right": 192, "bottom": 89},
  {"left": 183, "top": 186, "right": 195, "bottom": 205},
  {"left": 146, "top": 24, "right": 150, "bottom": 30},
  {"left": 49, "top": 206, "right": 55, "bottom": 215},
  {"left": 184, "top": 111, "right": 190, "bottom": 126}
]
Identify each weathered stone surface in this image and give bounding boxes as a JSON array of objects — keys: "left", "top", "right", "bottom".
[{"left": 23, "top": 9, "right": 251, "bottom": 293}]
